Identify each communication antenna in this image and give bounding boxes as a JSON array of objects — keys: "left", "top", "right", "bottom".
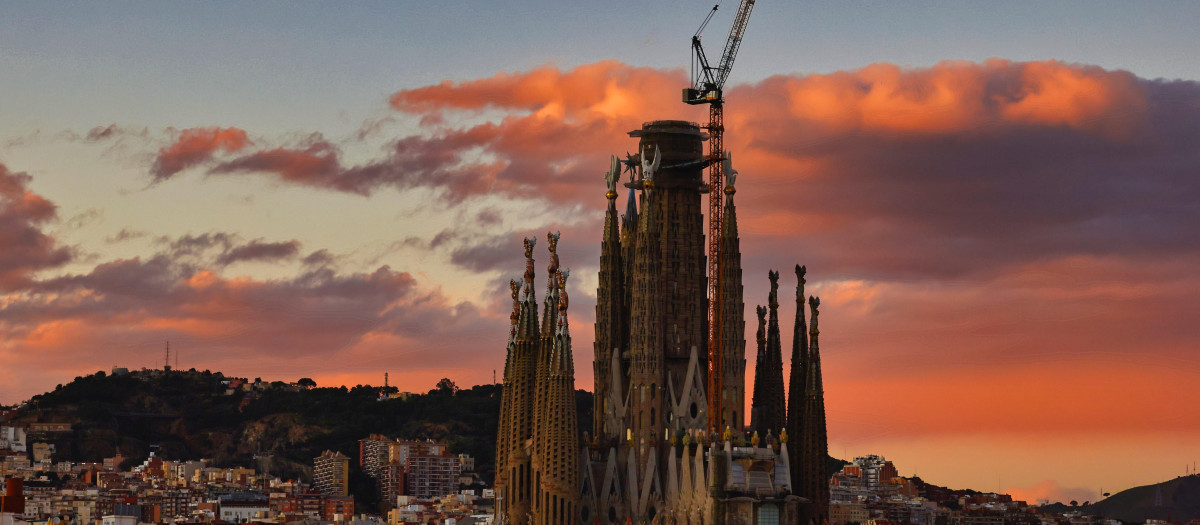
[{"left": 164, "top": 341, "right": 171, "bottom": 371}]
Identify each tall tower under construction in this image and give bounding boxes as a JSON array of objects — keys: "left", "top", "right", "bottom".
[{"left": 497, "top": 120, "right": 830, "bottom": 525}]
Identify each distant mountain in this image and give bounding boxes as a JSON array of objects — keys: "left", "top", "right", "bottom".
[{"left": 1075, "top": 474, "right": 1200, "bottom": 523}]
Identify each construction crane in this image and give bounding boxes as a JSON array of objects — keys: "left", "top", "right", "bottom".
[{"left": 684, "top": 0, "right": 756, "bottom": 434}]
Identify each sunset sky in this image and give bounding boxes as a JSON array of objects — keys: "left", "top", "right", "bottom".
[{"left": 3, "top": 1, "right": 1199, "bottom": 505}]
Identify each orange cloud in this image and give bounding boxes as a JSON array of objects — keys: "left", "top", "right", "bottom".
[
  {"left": 197, "top": 59, "right": 1160, "bottom": 218},
  {"left": 205, "top": 62, "right": 700, "bottom": 202},
  {"left": 151, "top": 126, "right": 250, "bottom": 180},
  {"left": 390, "top": 61, "right": 687, "bottom": 123},
  {"left": 733, "top": 59, "right": 1145, "bottom": 139}
]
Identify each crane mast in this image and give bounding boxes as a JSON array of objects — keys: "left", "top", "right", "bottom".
[{"left": 683, "top": 0, "right": 756, "bottom": 434}]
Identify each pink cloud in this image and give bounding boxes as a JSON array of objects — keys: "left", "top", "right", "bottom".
[
  {"left": 0, "top": 163, "right": 72, "bottom": 290},
  {"left": 151, "top": 126, "right": 251, "bottom": 180}
]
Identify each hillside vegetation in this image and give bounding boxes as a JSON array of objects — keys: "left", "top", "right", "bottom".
[
  {"left": 1077, "top": 474, "right": 1200, "bottom": 523},
  {"left": 11, "top": 369, "right": 592, "bottom": 508},
  {"left": 10, "top": 369, "right": 850, "bottom": 510}
]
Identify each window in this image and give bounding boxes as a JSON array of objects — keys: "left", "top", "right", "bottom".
[{"left": 757, "top": 504, "right": 779, "bottom": 525}]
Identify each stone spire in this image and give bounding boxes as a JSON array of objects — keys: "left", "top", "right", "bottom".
[
  {"left": 621, "top": 153, "right": 640, "bottom": 241},
  {"left": 531, "top": 232, "right": 561, "bottom": 515},
  {"left": 751, "top": 271, "right": 787, "bottom": 434},
  {"left": 501, "top": 237, "right": 540, "bottom": 525},
  {"left": 750, "top": 305, "right": 766, "bottom": 432},
  {"left": 717, "top": 155, "right": 746, "bottom": 432},
  {"left": 620, "top": 154, "right": 639, "bottom": 358},
  {"left": 799, "top": 295, "right": 829, "bottom": 525},
  {"left": 595, "top": 156, "right": 625, "bottom": 438},
  {"left": 786, "top": 265, "right": 810, "bottom": 498},
  {"left": 495, "top": 279, "right": 522, "bottom": 501},
  {"left": 628, "top": 144, "right": 665, "bottom": 462},
  {"left": 541, "top": 231, "right": 562, "bottom": 341},
  {"left": 531, "top": 268, "right": 580, "bottom": 525}
]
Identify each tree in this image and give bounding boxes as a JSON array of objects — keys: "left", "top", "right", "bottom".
[
  {"left": 433, "top": 378, "right": 458, "bottom": 395},
  {"left": 1070, "top": 500, "right": 1078, "bottom": 507},
  {"left": 297, "top": 378, "right": 317, "bottom": 389}
]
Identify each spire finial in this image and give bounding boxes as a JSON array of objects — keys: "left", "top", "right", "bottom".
[
  {"left": 522, "top": 237, "right": 536, "bottom": 298},
  {"left": 510, "top": 279, "right": 520, "bottom": 317},
  {"left": 723, "top": 151, "right": 737, "bottom": 195},
  {"left": 769, "top": 270, "right": 780, "bottom": 309},
  {"left": 623, "top": 152, "right": 639, "bottom": 181},
  {"left": 795, "top": 264, "right": 806, "bottom": 295},
  {"left": 756, "top": 305, "right": 767, "bottom": 345},
  {"left": 641, "top": 145, "right": 661, "bottom": 187},
  {"left": 558, "top": 269, "right": 570, "bottom": 316},
  {"left": 605, "top": 154, "right": 620, "bottom": 200},
  {"left": 509, "top": 279, "right": 520, "bottom": 340},
  {"left": 809, "top": 296, "right": 820, "bottom": 336},
  {"left": 546, "top": 231, "right": 560, "bottom": 288}
]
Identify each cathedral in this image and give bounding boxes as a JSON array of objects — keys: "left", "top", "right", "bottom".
[{"left": 495, "top": 120, "right": 829, "bottom": 525}]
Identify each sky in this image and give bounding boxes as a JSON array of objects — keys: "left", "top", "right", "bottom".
[{"left": 2, "top": 0, "right": 1199, "bottom": 506}]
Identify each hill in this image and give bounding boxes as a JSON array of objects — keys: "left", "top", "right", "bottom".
[
  {"left": 6, "top": 368, "right": 850, "bottom": 511},
  {"left": 1074, "top": 474, "right": 1200, "bottom": 523},
  {"left": 6, "top": 368, "right": 594, "bottom": 510}
]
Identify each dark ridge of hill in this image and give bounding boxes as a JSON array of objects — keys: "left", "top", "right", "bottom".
[
  {"left": 8, "top": 369, "right": 597, "bottom": 511},
  {"left": 909, "top": 476, "right": 989, "bottom": 509},
  {"left": 1078, "top": 474, "right": 1200, "bottom": 523}
]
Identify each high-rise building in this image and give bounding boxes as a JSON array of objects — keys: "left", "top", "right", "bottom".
[
  {"left": 359, "top": 434, "right": 392, "bottom": 478},
  {"left": 360, "top": 436, "right": 458, "bottom": 507},
  {"left": 496, "top": 120, "right": 832, "bottom": 525},
  {"left": 852, "top": 455, "right": 898, "bottom": 490},
  {"left": 380, "top": 462, "right": 406, "bottom": 507},
  {"left": 405, "top": 455, "right": 462, "bottom": 501},
  {"left": 312, "top": 450, "right": 349, "bottom": 498}
]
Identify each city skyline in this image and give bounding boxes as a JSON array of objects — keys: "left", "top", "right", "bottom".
[{"left": 2, "top": 1, "right": 1199, "bottom": 508}]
